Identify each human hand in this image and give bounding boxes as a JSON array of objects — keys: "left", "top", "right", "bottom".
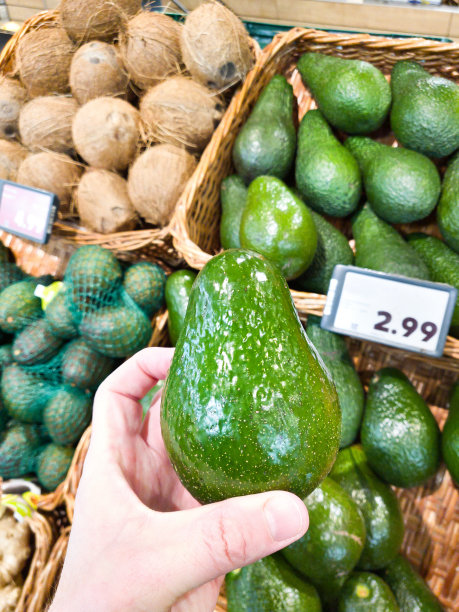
[{"left": 49, "top": 347, "right": 308, "bottom": 612}]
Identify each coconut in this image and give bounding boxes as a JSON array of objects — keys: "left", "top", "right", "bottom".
[
  {"left": 0, "top": 78, "right": 27, "bottom": 141},
  {"left": 119, "top": 12, "right": 182, "bottom": 91},
  {"left": 127, "top": 144, "right": 196, "bottom": 226},
  {"left": 72, "top": 97, "right": 140, "bottom": 171},
  {"left": 19, "top": 96, "right": 78, "bottom": 155},
  {"left": 60, "top": 0, "right": 141, "bottom": 44},
  {"left": 16, "top": 152, "right": 82, "bottom": 212},
  {"left": 16, "top": 26, "right": 74, "bottom": 97},
  {"left": 0, "top": 140, "right": 27, "bottom": 181},
  {"left": 70, "top": 41, "right": 129, "bottom": 104},
  {"left": 77, "top": 168, "right": 137, "bottom": 233},
  {"left": 140, "top": 76, "right": 224, "bottom": 152},
  {"left": 180, "top": 2, "right": 254, "bottom": 90}
]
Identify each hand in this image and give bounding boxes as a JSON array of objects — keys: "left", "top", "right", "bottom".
[{"left": 49, "top": 347, "right": 308, "bottom": 612}]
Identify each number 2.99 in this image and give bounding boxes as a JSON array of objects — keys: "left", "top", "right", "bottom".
[{"left": 374, "top": 311, "right": 438, "bottom": 342}]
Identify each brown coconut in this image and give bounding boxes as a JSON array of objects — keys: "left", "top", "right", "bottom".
[
  {"left": 119, "top": 12, "right": 182, "bottom": 91},
  {"left": 16, "top": 152, "right": 82, "bottom": 211},
  {"left": 72, "top": 97, "right": 140, "bottom": 171},
  {"left": 140, "top": 76, "right": 224, "bottom": 152},
  {"left": 70, "top": 41, "right": 129, "bottom": 104},
  {"left": 19, "top": 96, "right": 78, "bottom": 155},
  {"left": 77, "top": 168, "right": 137, "bottom": 233},
  {"left": 16, "top": 27, "right": 74, "bottom": 97},
  {"left": 0, "top": 140, "right": 27, "bottom": 181},
  {"left": 127, "top": 144, "right": 196, "bottom": 226},
  {"left": 0, "top": 78, "right": 27, "bottom": 141},
  {"left": 180, "top": 2, "right": 254, "bottom": 90},
  {"left": 60, "top": 0, "right": 141, "bottom": 44}
]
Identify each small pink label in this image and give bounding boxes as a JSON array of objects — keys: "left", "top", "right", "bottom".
[{"left": 0, "top": 183, "right": 51, "bottom": 240}]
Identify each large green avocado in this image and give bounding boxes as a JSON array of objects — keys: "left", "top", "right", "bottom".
[
  {"left": 161, "top": 249, "right": 340, "bottom": 504},
  {"left": 437, "top": 152, "right": 459, "bottom": 253},
  {"left": 226, "top": 555, "right": 322, "bottom": 612},
  {"left": 282, "top": 477, "right": 366, "bottom": 605},
  {"left": 338, "top": 572, "right": 400, "bottom": 611},
  {"left": 442, "top": 382, "right": 459, "bottom": 485},
  {"left": 164, "top": 269, "right": 197, "bottom": 346}
]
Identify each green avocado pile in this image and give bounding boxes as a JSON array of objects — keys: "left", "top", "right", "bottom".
[{"left": 0, "top": 244, "right": 166, "bottom": 491}]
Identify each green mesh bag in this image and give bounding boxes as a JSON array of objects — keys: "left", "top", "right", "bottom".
[
  {"left": 44, "top": 286, "right": 78, "bottom": 339},
  {"left": 2, "top": 363, "right": 54, "bottom": 422},
  {"left": 0, "top": 422, "right": 46, "bottom": 479},
  {"left": 61, "top": 338, "right": 115, "bottom": 391},
  {"left": 12, "top": 319, "right": 64, "bottom": 365},
  {"left": 43, "top": 386, "right": 92, "bottom": 446},
  {"left": 123, "top": 262, "right": 166, "bottom": 317},
  {"left": 0, "top": 280, "right": 42, "bottom": 333},
  {"left": 36, "top": 443, "right": 74, "bottom": 491},
  {"left": 0, "top": 263, "right": 25, "bottom": 293}
]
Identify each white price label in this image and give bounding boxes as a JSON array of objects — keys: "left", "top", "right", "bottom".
[{"left": 321, "top": 266, "right": 457, "bottom": 357}]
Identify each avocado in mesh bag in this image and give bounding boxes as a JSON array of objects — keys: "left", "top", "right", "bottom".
[
  {"left": 123, "top": 262, "right": 166, "bottom": 317},
  {"left": 2, "top": 363, "right": 54, "bottom": 422},
  {"left": 0, "top": 422, "right": 46, "bottom": 478},
  {"left": 43, "top": 386, "right": 92, "bottom": 446},
  {"left": 36, "top": 443, "right": 74, "bottom": 491},
  {"left": 0, "top": 344, "right": 13, "bottom": 372},
  {"left": 61, "top": 338, "right": 115, "bottom": 391},
  {"left": 12, "top": 319, "right": 65, "bottom": 365},
  {"left": 45, "top": 286, "right": 78, "bottom": 340},
  {"left": 0, "top": 280, "right": 42, "bottom": 333},
  {"left": 0, "top": 263, "right": 25, "bottom": 293}
]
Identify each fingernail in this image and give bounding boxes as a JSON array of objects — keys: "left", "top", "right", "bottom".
[{"left": 264, "top": 495, "right": 306, "bottom": 542}]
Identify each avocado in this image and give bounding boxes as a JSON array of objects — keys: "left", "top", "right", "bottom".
[
  {"left": 0, "top": 279, "right": 42, "bottom": 333},
  {"left": 352, "top": 205, "right": 431, "bottom": 280},
  {"left": 330, "top": 445, "right": 404, "bottom": 570},
  {"left": 345, "top": 137, "right": 440, "bottom": 224},
  {"left": 407, "top": 233, "right": 459, "bottom": 335},
  {"left": 240, "top": 176, "right": 318, "bottom": 280},
  {"left": 282, "top": 477, "right": 366, "bottom": 604},
  {"left": 232, "top": 75, "right": 297, "bottom": 184},
  {"left": 295, "top": 110, "right": 361, "bottom": 217},
  {"left": 380, "top": 554, "right": 444, "bottom": 611},
  {"left": 306, "top": 315, "right": 364, "bottom": 447},
  {"left": 2, "top": 363, "right": 53, "bottom": 423},
  {"left": 0, "top": 398, "right": 8, "bottom": 433},
  {"left": 123, "top": 262, "right": 166, "bottom": 317},
  {"left": 361, "top": 368, "right": 440, "bottom": 488},
  {"left": 390, "top": 60, "right": 459, "bottom": 158},
  {"left": 12, "top": 318, "right": 64, "bottom": 365},
  {"left": 43, "top": 386, "right": 92, "bottom": 446},
  {"left": 438, "top": 152, "right": 459, "bottom": 253},
  {"left": 0, "top": 422, "right": 46, "bottom": 479},
  {"left": 298, "top": 53, "right": 391, "bottom": 134},
  {"left": 161, "top": 249, "right": 340, "bottom": 503},
  {"left": 44, "top": 286, "right": 78, "bottom": 339},
  {"left": 36, "top": 443, "right": 74, "bottom": 491},
  {"left": 0, "top": 262, "right": 25, "bottom": 293},
  {"left": 338, "top": 571, "right": 400, "bottom": 611},
  {"left": 165, "top": 269, "right": 197, "bottom": 346},
  {"left": 0, "top": 344, "right": 13, "bottom": 373},
  {"left": 220, "top": 175, "right": 248, "bottom": 249},
  {"left": 293, "top": 211, "right": 354, "bottom": 295},
  {"left": 61, "top": 338, "right": 115, "bottom": 391},
  {"left": 226, "top": 555, "right": 321, "bottom": 612},
  {"left": 442, "top": 382, "right": 459, "bottom": 485}
]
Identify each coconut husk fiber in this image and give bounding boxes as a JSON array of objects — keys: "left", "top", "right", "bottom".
[
  {"left": 0, "top": 140, "right": 27, "bottom": 181},
  {"left": 119, "top": 11, "right": 182, "bottom": 91},
  {"left": 72, "top": 96, "right": 140, "bottom": 171},
  {"left": 60, "top": 0, "right": 141, "bottom": 44},
  {"left": 17, "top": 152, "right": 83, "bottom": 212},
  {"left": 0, "top": 78, "right": 27, "bottom": 141},
  {"left": 127, "top": 144, "right": 196, "bottom": 226},
  {"left": 77, "top": 168, "right": 137, "bottom": 233},
  {"left": 16, "top": 26, "right": 75, "bottom": 97},
  {"left": 180, "top": 2, "right": 254, "bottom": 91},
  {"left": 140, "top": 76, "right": 224, "bottom": 152},
  {"left": 70, "top": 41, "right": 129, "bottom": 104},
  {"left": 19, "top": 96, "right": 78, "bottom": 155}
]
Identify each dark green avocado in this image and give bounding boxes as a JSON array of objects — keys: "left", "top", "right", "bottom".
[
  {"left": 165, "top": 269, "right": 197, "bottom": 346},
  {"left": 338, "top": 571, "right": 400, "bottom": 611}
]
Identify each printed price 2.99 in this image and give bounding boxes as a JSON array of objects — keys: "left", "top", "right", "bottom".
[{"left": 374, "top": 311, "right": 438, "bottom": 342}]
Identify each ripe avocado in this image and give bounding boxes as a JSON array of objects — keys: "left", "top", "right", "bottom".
[
  {"left": 338, "top": 572, "right": 400, "bottom": 611},
  {"left": 437, "top": 152, "right": 459, "bottom": 253},
  {"left": 220, "top": 174, "right": 248, "bottom": 250},
  {"left": 165, "top": 269, "right": 197, "bottom": 346},
  {"left": 44, "top": 287, "right": 78, "bottom": 339},
  {"left": 442, "top": 382, "right": 459, "bottom": 485},
  {"left": 123, "top": 262, "right": 166, "bottom": 317},
  {"left": 12, "top": 318, "right": 64, "bottom": 365},
  {"left": 61, "top": 338, "right": 115, "bottom": 390}
]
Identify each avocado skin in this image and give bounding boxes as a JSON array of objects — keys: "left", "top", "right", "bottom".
[
  {"left": 282, "top": 477, "right": 366, "bottom": 605},
  {"left": 220, "top": 175, "right": 248, "bottom": 250},
  {"left": 295, "top": 110, "right": 361, "bottom": 217},
  {"left": 226, "top": 555, "right": 322, "bottom": 612},
  {"left": 379, "top": 554, "right": 444, "bottom": 611},
  {"left": 12, "top": 319, "right": 64, "bottom": 366},
  {"left": 345, "top": 137, "right": 440, "bottom": 224},
  {"left": 352, "top": 205, "right": 431, "bottom": 280},
  {"left": 330, "top": 445, "right": 404, "bottom": 570},
  {"left": 0, "top": 280, "right": 43, "bottom": 334},
  {"left": 361, "top": 368, "right": 440, "bottom": 488},
  {"left": 240, "top": 176, "right": 318, "bottom": 280},
  {"left": 293, "top": 211, "right": 354, "bottom": 295},
  {"left": 306, "top": 315, "right": 364, "bottom": 448},
  {"left": 442, "top": 382, "right": 459, "bottom": 486},
  {"left": 161, "top": 249, "right": 340, "bottom": 504},
  {"left": 390, "top": 61, "right": 459, "bottom": 158},
  {"left": 232, "top": 75, "right": 297, "bottom": 184},
  {"left": 165, "top": 270, "right": 197, "bottom": 346},
  {"left": 438, "top": 152, "right": 459, "bottom": 253},
  {"left": 338, "top": 571, "right": 400, "bottom": 611},
  {"left": 298, "top": 53, "right": 391, "bottom": 134}
]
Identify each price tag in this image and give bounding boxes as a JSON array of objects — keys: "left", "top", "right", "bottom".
[
  {"left": 0, "top": 180, "right": 59, "bottom": 244},
  {"left": 321, "top": 265, "right": 457, "bottom": 357}
]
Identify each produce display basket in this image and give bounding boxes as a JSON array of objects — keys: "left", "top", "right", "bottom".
[{"left": 172, "top": 26, "right": 459, "bottom": 364}]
